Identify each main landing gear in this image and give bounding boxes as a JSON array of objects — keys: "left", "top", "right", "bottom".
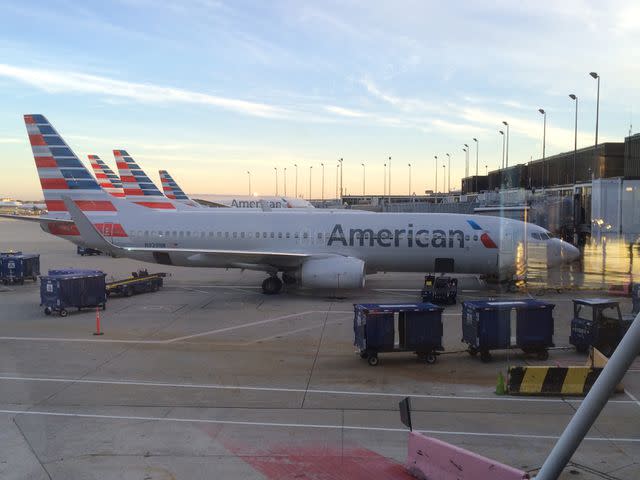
[{"left": 262, "top": 275, "right": 283, "bottom": 295}]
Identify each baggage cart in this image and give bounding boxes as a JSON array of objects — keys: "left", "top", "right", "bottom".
[
  {"left": 462, "top": 299, "right": 555, "bottom": 362},
  {"left": 1, "top": 253, "right": 40, "bottom": 285},
  {"left": 40, "top": 269, "right": 107, "bottom": 317},
  {"left": 106, "top": 270, "right": 165, "bottom": 297},
  {"left": 354, "top": 303, "right": 444, "bottom": 366},
  {"left": 569, "top": 299, "right": 632, "bottom": 357},
  {"left": 421, "top": 275, "right": 458, "bottom": 304}
]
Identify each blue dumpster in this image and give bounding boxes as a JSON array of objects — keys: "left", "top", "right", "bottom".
[
  {"left": 40, "top": 269, "right": 107, "bottom": 317},
  {"left": 1, "top": 253, "right": 40, "bottom": 285},
  {"left": 462, "top": 299, "right": 555, "bottom": 362},
  {"left": 354, "top": 303, "right": 444, "bottom": 366}
]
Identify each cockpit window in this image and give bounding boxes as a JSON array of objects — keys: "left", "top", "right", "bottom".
[{"left": 532, "top": 232, "right": 550, "bottom": 241}]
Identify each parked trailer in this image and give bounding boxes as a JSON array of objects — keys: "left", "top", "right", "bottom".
[
  {"left": 106, "top": 270, "right": 165, "bottom": 297},
  {"left": 1, "top": 253, "right": 40, "bottom": 285},
  {"left": 462, "top": 299, "right": 555, "bottom": 362},
  {"left": 40, "top": 270, "right": 106, "bottom": 317},
  {"left": 354, "top": 303, "right": 444, "bottom": 366}
]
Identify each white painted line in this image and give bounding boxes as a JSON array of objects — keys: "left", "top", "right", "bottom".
[
  {"left": 247, "top": 319, "right": 343, "bottom": 344},
  {"left": 0, "top": 310, "right": 352, "bottom": 345},
  {"left": 625, "top": 389, "right": 640, "bottom": 409},
  {"left": 0, "top": 408, "right": 638, "bottom": 442},
  {"left": 0, "top": 375, "right": 635, "bottom": 404}
]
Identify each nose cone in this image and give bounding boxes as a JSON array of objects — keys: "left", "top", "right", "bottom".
[{"left": 561, "top": 241, "right": 580, "bottom": 263}]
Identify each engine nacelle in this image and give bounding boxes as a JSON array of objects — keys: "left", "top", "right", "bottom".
[{"left": 298, "top": 256, "right": 365, "bottom": 289}]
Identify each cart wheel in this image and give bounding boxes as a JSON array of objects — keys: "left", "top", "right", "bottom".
[
  {"left": 468, "top": 347, "right": 478, "bottom": 357},
  {"left": 44, "top": 307, "right": 52, "bottom": 316},
  {"left": 425, "top": 353, "right": 437, "bottom": 364},
  {"left": 367, "top": 355, "right": 379, "bottom": 366},
  {"left": 537, "top": 350, "right": 549, "bottom": 361},
  {"left": 59, "top": 309, "right": 68, "bottom": 318},
  {"left": 480, "top": 351, "right": 492, "bottom": 363}
]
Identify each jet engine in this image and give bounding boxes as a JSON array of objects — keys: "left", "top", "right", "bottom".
[{"left": 298, "top": 256, "right": 365, "bottom": 289}]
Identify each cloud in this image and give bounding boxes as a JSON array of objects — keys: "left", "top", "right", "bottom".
[
  {"left": 324, "top": 105, "right": 368, "bottom": 118},
  {"left": 0, "top": 137, "right": 22, "bottom": 144},
  {"left": 0, "top": 63, "right": 288, "bottom": 119}
]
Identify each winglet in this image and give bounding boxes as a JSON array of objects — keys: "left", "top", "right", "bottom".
[{"left": 61, "top": 196, "right": 122, "bottom": 256}]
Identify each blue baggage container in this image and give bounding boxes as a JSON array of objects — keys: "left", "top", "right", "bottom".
[
  {"left": 1, "top": 253, "right": 40, "bottom": 285},
  {"left": 354, "top": 303, "right": 444, "bottom": 366},
  {"left": 40, "top": 269, "right": 107, "bottom": 317},
  {"left": 462, "top": 299, "right": 554, "bottom": 362}
]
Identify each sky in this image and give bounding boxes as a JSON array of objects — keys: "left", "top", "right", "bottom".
[{"left": 1, "top": 0, "right": 639, "bottom": 200}]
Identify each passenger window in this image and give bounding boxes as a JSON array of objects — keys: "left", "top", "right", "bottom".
[
  {"left": 208, "top": 231, "right": 214, "bottom": 237},
  {"left": 165, "top": 231, "right": 170, "bottom": 237},
  {"left": 286, "top": 232, "right": 290, "bottom": 239},
  {"left": 144, "top": 230, "right": 149, "bottom": 237},
  {"left": 172, "top": 231, "right": 177, "bottom": 237},
  {"left": 241, "top": 232, "right": 245, "bottom": 238},
  {"left": 233, "top": 232, "right": 237, "bottom": 238},
  {"left": 473, "top": 235, "right": 478, "bottom": 241},
  {"left": 303, "top": 232, "right": 309, "bottom": 239},
  {"left": 186, "top": 231, "right": 191, "bottom": 237},
  {"left": 217, "top": 232, "right": 222, "bottom": 237},
  {"left": 270, "top": 232, "right": 275, "bottom": 238},
  {"left": 465, "top": 235, "right": 470, "bottom": 241},
  {"left": 179, "top": 231, "right": 184, "bottom": 237},
  {"left": 294, "top": 232, "right": 299, "bottom": 239},
  {"left": 317, "top": 233, "right": 322, "bottom": 240},
  {"left": 278, "top": 232, "right": 283, "bottom": 239},
  {"left": 225, "top": 232, "right": 229, "bottom": 238},
  {"left": 248, "top": 232, "right": 252, "bottom": 238}
]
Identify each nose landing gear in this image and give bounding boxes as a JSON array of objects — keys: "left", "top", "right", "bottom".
[{"left": 262, "top": 275, "right": 283, "bottom": 295}]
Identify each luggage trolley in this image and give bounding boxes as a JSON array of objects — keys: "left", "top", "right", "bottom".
[
  {"left": 462, "top": 299, "right": 555, "bottom": 362},
  {"left": 354, "top": 303, "right": 444, "bottom": 366}
]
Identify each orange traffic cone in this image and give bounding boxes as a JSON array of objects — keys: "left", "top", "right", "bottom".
[{"left": 93, "top": 306, "right": 104, "bottom": 336}]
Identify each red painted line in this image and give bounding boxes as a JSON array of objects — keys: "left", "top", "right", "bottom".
[
  {"left": 134, "top": 201, "right": 176, "bottom": 209},
  {"left": 35, "top": 157, "right": 57, "bottom": 168},
  {"left": 40, "top": 178, "right": 69, "bottom": 190},
  {"left": 29, "top": 134, "right": 47, "bottom": 146}
]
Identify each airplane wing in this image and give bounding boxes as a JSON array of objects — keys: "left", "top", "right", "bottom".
[
  {"left": 61, "top": 196, "right": 312, "bottom": 268},
  {"left": 0, "top": 213, "right": 74, "bottom": 225}
]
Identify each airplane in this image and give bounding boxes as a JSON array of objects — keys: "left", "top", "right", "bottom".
[
  {"left": 158, "top": 170, "right": 204, "bottom": 208},
  {"left": 194, "top": 194, "right": 313, "bottom": 209},
  {"left": 4, "top": 114, "right": 581, "bottom": 294},
  {"left": 114, "top": 149, "right": 195, "bottom": 210},
  {"left": 88, "top": 155, "right": 125, "bottom": 197}
]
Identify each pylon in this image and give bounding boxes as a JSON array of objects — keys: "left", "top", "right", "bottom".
[
  {"left": 495, "top": 371, "right": 506, "bottom": 395},
  {"left": 93, "top": 306, "right": 104, "bottom": 336}
]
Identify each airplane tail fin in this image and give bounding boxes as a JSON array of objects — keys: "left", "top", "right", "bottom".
[
  {"left": 89, "top": 155, "right": 125, "bottom": 197},
  {"left": 24, "top": 114, "right": 118, "bottom": 215},
  {"left": 159, "top": 170, "right": 187, "bottom": 200}
]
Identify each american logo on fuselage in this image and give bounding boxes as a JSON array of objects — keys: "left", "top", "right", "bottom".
[{"left": 327, "top": 224, "right": 466, "bottom": 248}]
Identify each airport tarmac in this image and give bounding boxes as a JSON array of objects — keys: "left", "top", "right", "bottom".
[{"left": 1, "top": 219, "right": 640, "bottom": 479}]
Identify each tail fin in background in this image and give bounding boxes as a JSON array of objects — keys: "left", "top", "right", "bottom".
[
  {"left": 89, "top": 155, "right": 125, "bottom": 198},
  {"left": 159, "top": 170, "right": 202, "bottom": 207},
  {"left": 24, "top": 115, "right": 117, "bottom": 216},
  {"left": 113, "top": 150, "right": 176, "bottom": 209}
]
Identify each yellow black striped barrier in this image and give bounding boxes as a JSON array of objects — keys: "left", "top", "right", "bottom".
[{"left": 507, "top": 366, "right": 602, "bottom": 396}]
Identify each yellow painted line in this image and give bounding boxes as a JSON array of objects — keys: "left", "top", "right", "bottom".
[
  {"left": 561, "top": 367, "right": 591, "bottom": 395},
  {"left": 520, "top": 367, "right": 548, "bottom": 394}
]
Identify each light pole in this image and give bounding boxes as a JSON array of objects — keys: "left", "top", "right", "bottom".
[
  {"left": 569, "top": 94, "right": 578, "bottom": 184},
  {"left": 283, "top": 167, "right": 287, "bottom": 196},
  {"left": 590, "top": 72, "right": 600, "bottom": 167},
  {"left": 247, "top": 171, "right": 251, "bottom": 195},
  {"left": 294, "top": 164, "right": 298, "bottom": 197},
  {"left": 434, "top": 155, "right": 438, "bottom": 202},
  {"left": 309, "top": 165, "right": 313, "bottom": 199},
  {"left": 442, "top": 164, "right": 446, "bottom": 194},
  {"left": 408, "top": 163, "right": 412, "bottom": 195},
  {"left": 320, "top": 163, "right": 324, "bottom": 202},
  {"left": 446, "top": 153, "right": 451, "bottom": 193},
  {"left": 335, "top": 164, "right": 339, "bottom": 199},
  {"left": 485, "top": 164, "right": 488, "bottom": 176},
  {"left": 274, "top": 167, "right": 278, "bottom": 195},
  {"left": 499, "top": 130, "right": 505, "bottom": 170},
  {"left": 463, "top": 144, "right": 469, "bottom": 178},
  {"left": 473, "top": 138, "right": 479, "bottom": 193},
  {"left": 361, "top": 163, "right": 366, "bottom": 195},
  {"left": 502, "top": 121, "right": 509, "bottom": 168},
  {"left": 338, "top": 158, "right": 343, "bottom": 199},
  {"left": 383, "top": 163, "right": 387, "bottom": 196},
  {"left": 388, "top": 156, "right": 391, "bottom": 199},
  {"left": 539, "top": 108, "right": 547, "bottom": 188}
]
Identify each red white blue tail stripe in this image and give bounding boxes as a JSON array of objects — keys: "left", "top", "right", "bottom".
[
  {"left": 158, "top": 170, "right": 201, "bottom": 207},
  {"left": 24, "top": 115, "right": 117, "bottom": 215},
  {"left": 89, "top": 155, "right": 125, "bottom": 198},
  {"left": 113, "top": 150, "right": 175, "bottom": 209}
]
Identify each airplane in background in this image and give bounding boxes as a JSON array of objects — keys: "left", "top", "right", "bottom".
[
  {"left": 114, "top": 150, "right": 196, "bottom": 210},
  {"left": 195, "top": 194, "right": 313, "bottom": 209},
  {"left": 158, "top": 170, "right": 204, "bottom": 208},
  {"left": 89, "top": 155, "right": 125, "bottom": 198},
  {"left": 3, "top": 114, "right": 581, "bottom": 294}
]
